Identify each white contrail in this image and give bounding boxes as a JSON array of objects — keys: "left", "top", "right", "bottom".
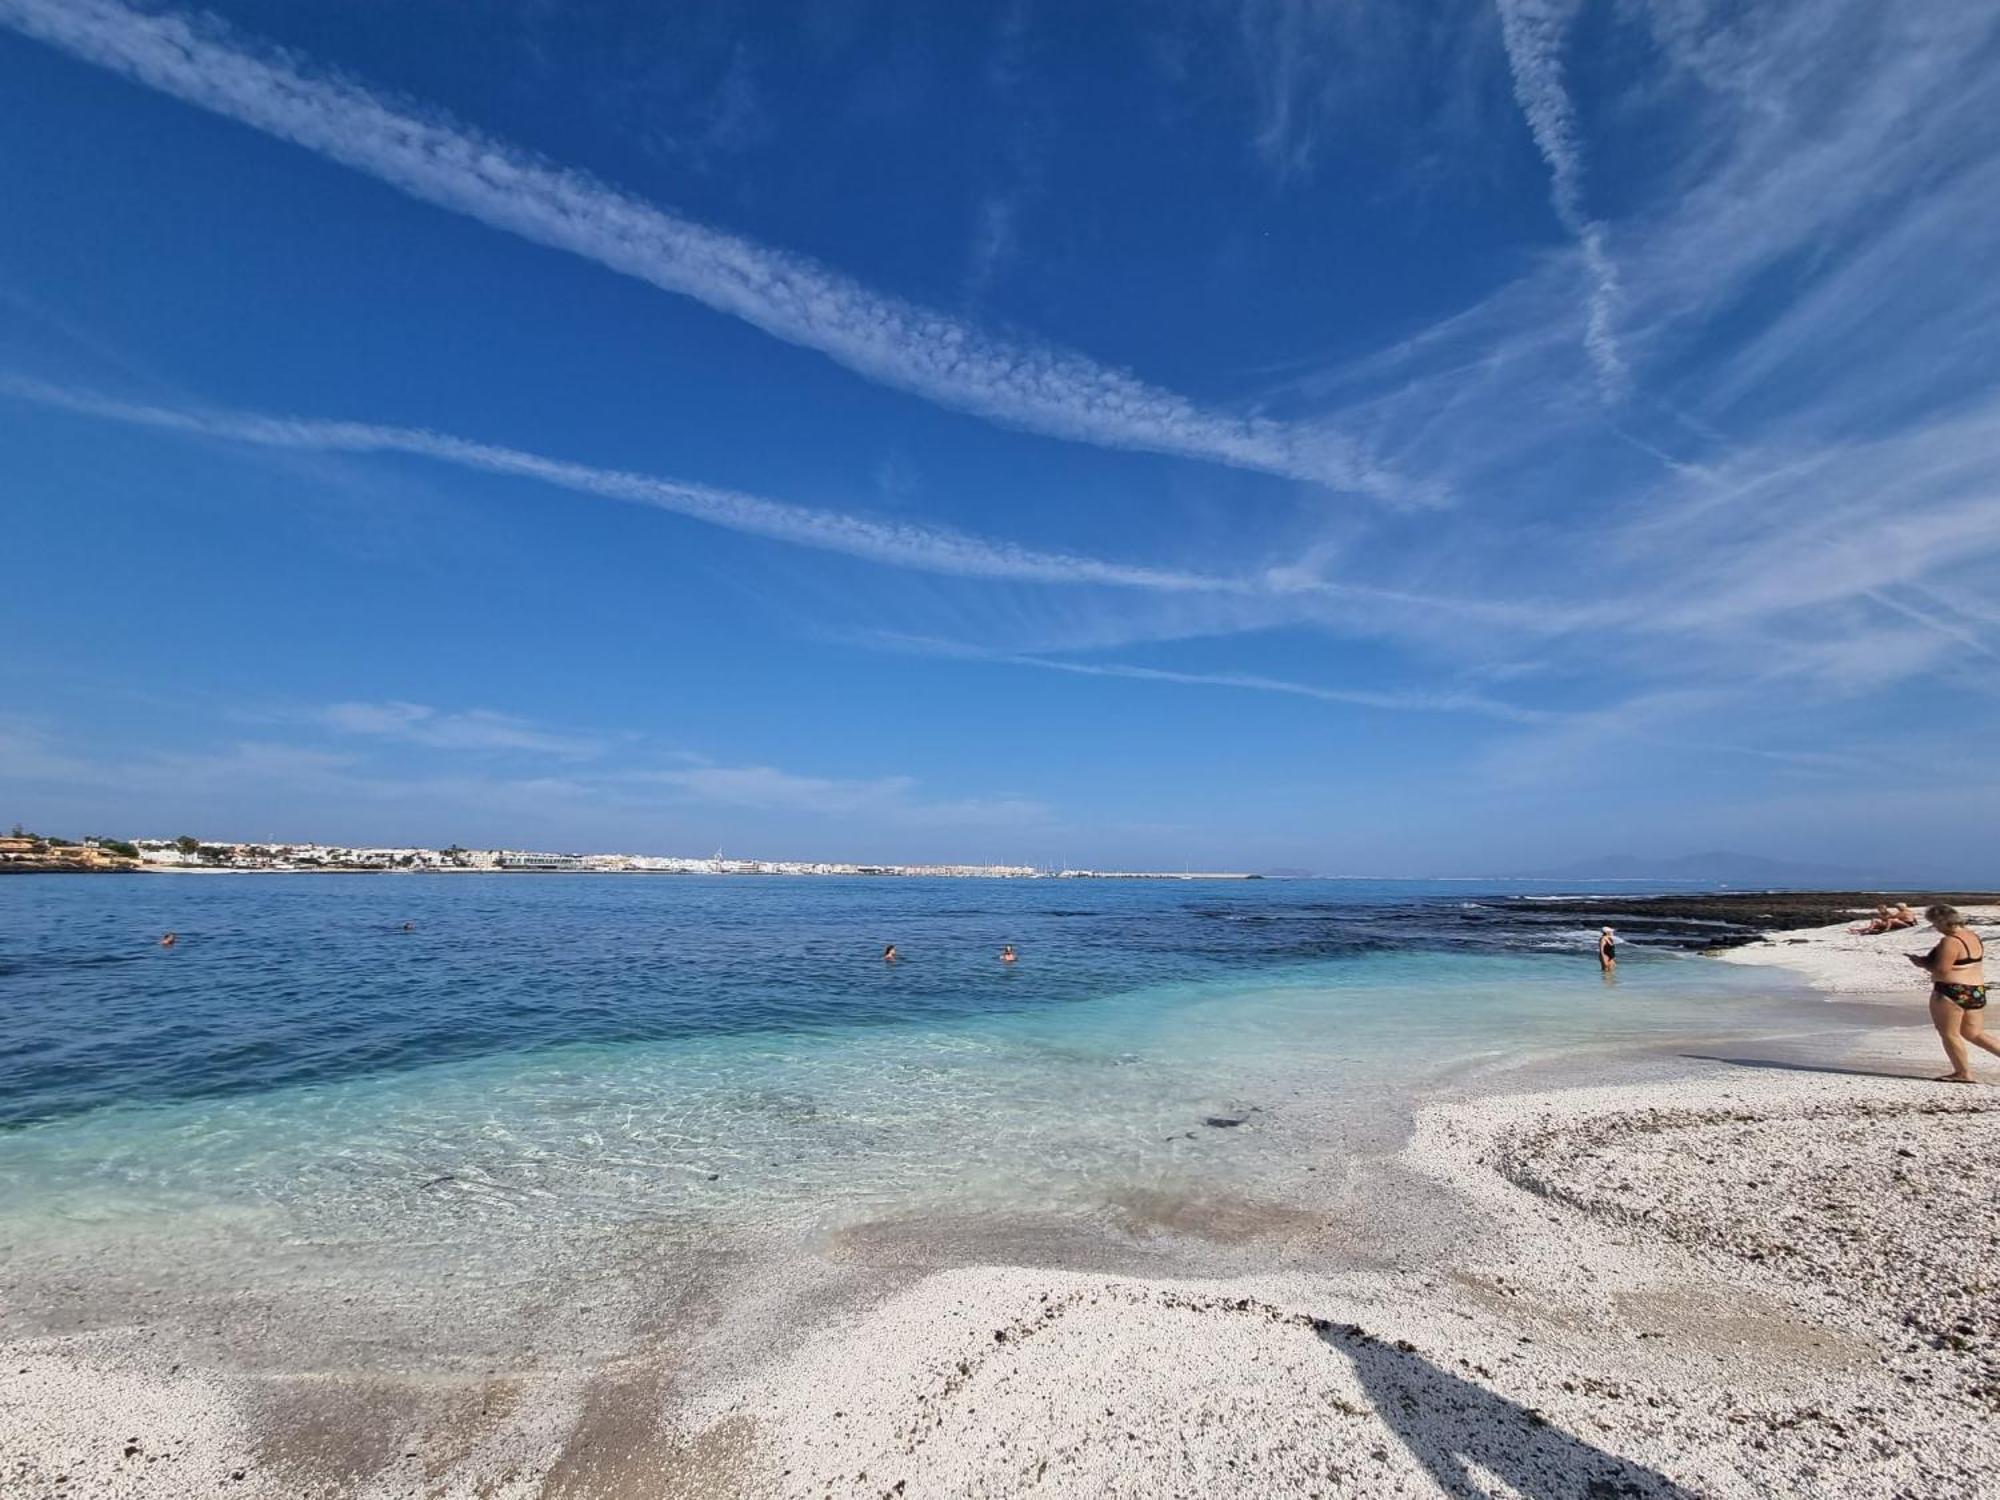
[
  {"left": 0, "top": 0, "right": 1402, "bottom": 500},
  {"left": 1494, "top": 0, "right": 1626, "bottom": 394},
  {"left": 878, "top": 633, "right": 1562, "bottom": 724},
  {"left": 1864, "top": 589, "right": 2000, "bottom": 663},
  {"left": 0, "top": 376, "right": 1232, "bottom": 591},
  {"left": 999, "top": 655, "right": 1562, "bottom": 724}
]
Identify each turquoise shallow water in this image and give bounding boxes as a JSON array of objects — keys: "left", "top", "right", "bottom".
[{"left": 0, "top": 875, "right": 1822, "bottom": 1253}]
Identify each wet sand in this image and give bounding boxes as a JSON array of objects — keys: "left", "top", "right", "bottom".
[{"left": 4, "top": 918, "right": 1997, "bottom": 1497}]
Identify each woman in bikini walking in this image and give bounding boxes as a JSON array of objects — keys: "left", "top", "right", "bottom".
[{"left": 1908, "top": 904, "right": 1998, "bottom": 1083}]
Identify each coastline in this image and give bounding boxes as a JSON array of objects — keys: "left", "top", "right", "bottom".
[
  {"left": 691, "top": 1064, "right": 1993, "bottom": 1500},
  {"left": 2, "top": 865, "right": 1257, "bottom": 880},
  {"left": 4, "top": 910, "right": 1996, "bottom": 1497},
  {"left": 1711, "top": 903, "right": 1999, "bottom": 995}
]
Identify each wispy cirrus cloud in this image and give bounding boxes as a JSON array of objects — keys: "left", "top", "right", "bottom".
[
  {"left": 963, "top": 189, "right": 1023, "bottom": 301},
  {"left": 9, "top": 375, "right": 1554, "bottom": 639},
  {"left": 872, "top": 632, "right": 1560, "bottom": 725},
  {"left": 873, "top": 634, "right": 1878, "bottom": 781},
  {"left": 8, "top": 369, "right": 1827, "bottom": 698},
  {"left": 1605, "top": 395, "right": 2000, "bottom": 641},
  {"left": 0, "top": 0, "right": 1404, "bottom": 500},
  {"left": 1200, "top": 0, "right": 1494, "bottom": 183},
  {"left": 13, "top": 0, "right": 1999, "bottom": 812},
  {"left": 0, "top": 716, "right": 96, "bottom": 785},
  {"left": 638, "top": 763, "right": 919, "bottom": 815},
  {"left": 1240, "top": 2, "right": 2000, "bottom": 703},
  {"left": 316, "top": 701, "right": 608, "bottom": 758},
  {"left": 1493, "top": 0, "right": 1625, "bottom": 395},
  {"left": 3, "top": 704, "right": 1060, "bottom": 844},
  {"left": 1469, "top": 687, "right": 1872, "bottom": 788},
  {"left": 0, "top": 376, "right": 1232, "bottom": 593},
  {"left": 625, "top": 762, "right": 1054, "bottom": 829}
]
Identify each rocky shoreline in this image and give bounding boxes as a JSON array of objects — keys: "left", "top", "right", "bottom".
[{"left": 1497, "top": 889, "right": 2000, "bottom": 950}]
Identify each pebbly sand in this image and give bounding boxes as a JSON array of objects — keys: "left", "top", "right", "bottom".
[
  {"left": 5, "top": 913, "right": 1997, "bottom": 1498},
  {"left": 1711, "top": 903, "right": 1999, "bottom": 997}
]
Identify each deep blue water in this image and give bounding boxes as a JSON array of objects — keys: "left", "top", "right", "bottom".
[
  {"left": 2, "top": 874, "right": 1717, "bottom": 1129},
  {"left": 0, "top": 874, "right": 1831, "bottom": 1243}
]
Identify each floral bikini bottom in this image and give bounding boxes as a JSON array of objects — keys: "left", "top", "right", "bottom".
[{"left": 1935, "top": 981, "right": 1988, "bottom": 1011}]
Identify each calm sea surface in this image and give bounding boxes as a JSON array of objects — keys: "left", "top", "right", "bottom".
[{"left": 0, "top": 875, "right": 1828, "bottom": 1255}]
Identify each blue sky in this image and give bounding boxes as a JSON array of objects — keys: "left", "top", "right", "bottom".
[{"left": 3, "top": 0, "right": 1998, "bottom": 877}]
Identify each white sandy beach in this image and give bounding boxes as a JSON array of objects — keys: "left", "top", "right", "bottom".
[
  {"left": 4, "top": 915, "right": 1996, "bottom": 1499},
  {"left": 695, "top": 1056, "right": 1996, "bottom": 1500},
  {"left": 1713, "top": 903, "right": 2000, "bottom": 996}
]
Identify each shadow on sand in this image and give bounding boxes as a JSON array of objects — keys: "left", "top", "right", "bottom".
[
  {"left": 1681, "top": 1052, "right": 1928, "bottom": 1082},
  {"left": 1322, "top": 1323, "right": 1694, "bottom": 1499}
]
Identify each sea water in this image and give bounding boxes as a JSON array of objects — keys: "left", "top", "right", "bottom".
[{"left": 0, "top": 875, "right": 1827, "bottom": 1265}]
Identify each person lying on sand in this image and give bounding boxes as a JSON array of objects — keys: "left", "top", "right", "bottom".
[
  {"left": 1852, "top": 903, "right": 1919, "bottom": 934},
  {"left": 1907, "top": 904, "right": 1997, "bottom": 1083}
]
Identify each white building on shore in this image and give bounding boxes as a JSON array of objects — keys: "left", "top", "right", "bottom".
[
  {"left": 114, "top": 835, "right": 1238, "bottom": 879},
  {"left": 494, "top": 850, "right": 591, "bottom": 871}
]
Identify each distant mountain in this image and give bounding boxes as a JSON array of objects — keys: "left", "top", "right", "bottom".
[{"left": 1522, "top": 851, "right": 1870, "bottom": 887}]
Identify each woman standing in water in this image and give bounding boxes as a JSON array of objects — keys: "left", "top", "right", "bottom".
[
  {"left": 1597, "top": 926, "right": 1616, "bottom": 973},
  {"left": 1908, "top": 905, "right": 1996, "bottom": 1082}
]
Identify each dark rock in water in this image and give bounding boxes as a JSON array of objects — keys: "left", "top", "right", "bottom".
[
  {"left": 417, "top": 1175, "right": 456, "bottom": 1190},
  {"left": 1497, "top": 890, "right": 2000, "bottom": 950},
  {"left": 1203, "top": 1116, "right": 1247, "bottom": 1128}
]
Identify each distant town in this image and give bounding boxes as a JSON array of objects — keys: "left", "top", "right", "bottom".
[{"left": 0, "top": 828, "right": 1255, "bottom": 880}]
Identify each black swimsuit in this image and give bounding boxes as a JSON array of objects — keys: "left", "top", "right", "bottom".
[{"left": 1934, "top": 934, "right": 1986, "bottom": 1010}]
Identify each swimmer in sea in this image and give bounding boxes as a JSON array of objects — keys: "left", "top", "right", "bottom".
[
  {"left": 883, "top": 943, "right": 899, "bottom": 963},
  {"left": 1598, "top": 926, "right": 1616, "bottom": 972},
  {"left": 160, "top": 932, "right": 177, "bottom": 948},
  {"left": 1000, "top": 945, "right": 1017, "bottom": 964},
  {"left": 401, "top": 921, "right": 415, "bottom": 932}
]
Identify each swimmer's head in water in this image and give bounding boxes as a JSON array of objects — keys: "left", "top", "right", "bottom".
[{"left": 883, "top": 944, "right": 898, "bottom": 960}]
